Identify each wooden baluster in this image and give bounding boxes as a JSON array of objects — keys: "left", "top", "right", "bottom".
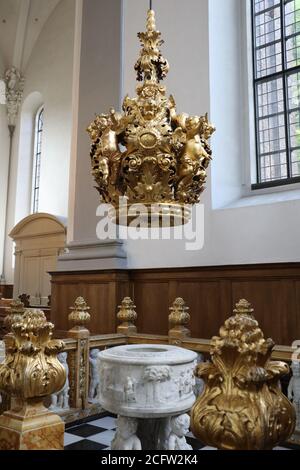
[{"left": 67, "top": 297, "right": 91, "bottom": 409}]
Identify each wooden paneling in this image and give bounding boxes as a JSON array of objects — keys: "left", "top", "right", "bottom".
[
  {"left": 0, "top": 285, "right": 13, "bottom": 299},
  {"left": 50, "top": 263, "right": 300, "bottom": 345},
  {"left": 175, "top": 281, "right": 224, "bottom": 339},
  {"left": 134, "top": 281, "right": 170, "bottom": 334},
  {"left": 50, "top": 271, "right": 130, "bottom": 334},
  {"left": 231, "top": 279, "right": 298, "bottom": 345}
]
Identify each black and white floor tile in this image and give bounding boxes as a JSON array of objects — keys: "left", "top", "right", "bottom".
[{"left": 64, "top": 413, "right": 295, "bottom": 451}]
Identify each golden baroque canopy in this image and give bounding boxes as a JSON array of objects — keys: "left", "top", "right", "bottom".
[{"left": 87, "top": 9, "right": 215, "bottom": 226}]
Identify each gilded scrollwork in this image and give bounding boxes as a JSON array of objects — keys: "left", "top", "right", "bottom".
[
  {"left": 87, "top": 10, "right": 215, "bottom": 225},
  {"left": 191, "top": 299, "right": 296, "bottom": 450},
  {"left": 4, "top": 299, "right": 26, "bottom": 333},
  {"left": 0, "top": 310, "right": 66, "bottom": 400}
]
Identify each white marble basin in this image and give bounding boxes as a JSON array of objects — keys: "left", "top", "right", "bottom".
[{"left": 98, "top": 344, "right": 197, "bottom": 418}]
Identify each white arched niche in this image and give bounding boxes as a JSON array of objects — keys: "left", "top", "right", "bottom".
[{"left": 14, "top": 91, "right": 44, "bottom": 223}]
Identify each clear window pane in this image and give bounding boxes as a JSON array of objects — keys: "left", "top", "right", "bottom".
[
  {"left": 253, "top": 0, "right": 300, "bottom": 185},
  {"left": 32, "top": 108, "right": 44, "bottom": 213}
]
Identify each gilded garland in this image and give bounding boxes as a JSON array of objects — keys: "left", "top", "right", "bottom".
[{"left": 87, "top": 10, "right": 215, "bottom": 226}]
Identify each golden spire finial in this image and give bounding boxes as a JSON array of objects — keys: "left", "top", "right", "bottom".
[
  {"left": 147, "top": 9, "right": 156, "bottom": 32},
  {"left": 233, "top": 299, "right": 254, "bottom": 316}
]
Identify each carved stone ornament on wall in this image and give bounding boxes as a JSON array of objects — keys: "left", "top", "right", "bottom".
[
  {"left": 191, "top": 299, "right": 296, "bottom": 450},
  {"left": 3, "top": 67, "right": 25, "bottom": 128}
]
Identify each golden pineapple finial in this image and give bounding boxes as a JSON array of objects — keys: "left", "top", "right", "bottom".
[
  {"left": 117, "top": 297, "right": 137, "bottom": 335},
  {"left": 68, "top": 296, "right": 91, "bottom": 339},
  {"left": 168, "top": 297, "right": 191, "bottom": 341}
]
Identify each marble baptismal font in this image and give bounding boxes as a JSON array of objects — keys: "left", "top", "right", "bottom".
[{"left": 99, "top": 344, "right": 197, "bottom": 450}]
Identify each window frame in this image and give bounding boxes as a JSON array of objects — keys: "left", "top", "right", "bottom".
[
  {"left": 31, "top": 106, "right": 44, "bottom": 214},
  {"left": 251, "top": 0, "right": 300, "bottom": 190}
]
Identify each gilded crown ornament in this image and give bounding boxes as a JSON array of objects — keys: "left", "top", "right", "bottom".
[
  {"left": 87, "top": 9, "right": 215, "bottom": 226},
  {"left": 191, "top": 299, "right": 296, "bottom": 450}
]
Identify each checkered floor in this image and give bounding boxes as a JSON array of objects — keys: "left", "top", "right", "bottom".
[{"left": 64, "top": 414, "right": 293, "bottom": 451}]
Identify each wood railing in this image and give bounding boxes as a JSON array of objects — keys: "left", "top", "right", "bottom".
[{"left": 0, "top": 296, "right": 299, "bottom": 444}]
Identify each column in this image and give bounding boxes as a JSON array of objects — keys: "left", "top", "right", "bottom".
[{"left": 57, "top": 0, "right": 126, "bottom": 271}]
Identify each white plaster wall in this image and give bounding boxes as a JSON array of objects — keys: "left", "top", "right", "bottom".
[
  {"left": 0, "top": 53, "right": 10, "bottom": 279},
  {"left": 123, "top": 0, "right": 300, "bottom": 268},
  {"left": 22, "top": 0, "right": 75, "bottom": 218},
  {"left": 0, "top": 105, "right": 10, "bottom": 278},
  {"left": 3, "top": 0, "right": 75, "bottom": 283},
  {"left": 68, "top": 0, "right": 123, "bottom": 245}
]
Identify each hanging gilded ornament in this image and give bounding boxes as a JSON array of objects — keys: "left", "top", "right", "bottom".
[{"left": 87, "top": 9, "right": 215, "bottom": 226}]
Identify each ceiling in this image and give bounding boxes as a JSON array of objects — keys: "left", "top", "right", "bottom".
[
  {"left": 0, "top": 0, "right": 61, "bottom": 73},
  {"left": 0, "top": 0, "right": 21, "bottom": 69}
]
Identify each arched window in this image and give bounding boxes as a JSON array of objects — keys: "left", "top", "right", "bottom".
[
  {"left": 32, "top": 107, "right": 44, "bottom": 213},
  {"left": 251, "top": 0, "right": 300, "bottom": 189}
]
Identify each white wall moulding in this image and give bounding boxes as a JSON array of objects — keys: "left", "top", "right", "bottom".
[{"left": 57, "top": 240, "right": 127, "bottom": 271}]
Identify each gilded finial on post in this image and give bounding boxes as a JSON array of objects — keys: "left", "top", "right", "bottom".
[
  {"left": 117, "top": 297, "right": 137, "bottom": 335},
  {"left": 191, "top": 299, "right": 296, "bottom": 450},
  {"left": 147, "top": 9, "right": 156, "bottom": 32},
  {"left": 0, "top": 309, "right": 66, "bottom": 450},
  {"left": 168, "top": 297, "right": 191, "bottom": 342},
  {"left": 68, "top": 297, "right": 91, "bottom": 339}
]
